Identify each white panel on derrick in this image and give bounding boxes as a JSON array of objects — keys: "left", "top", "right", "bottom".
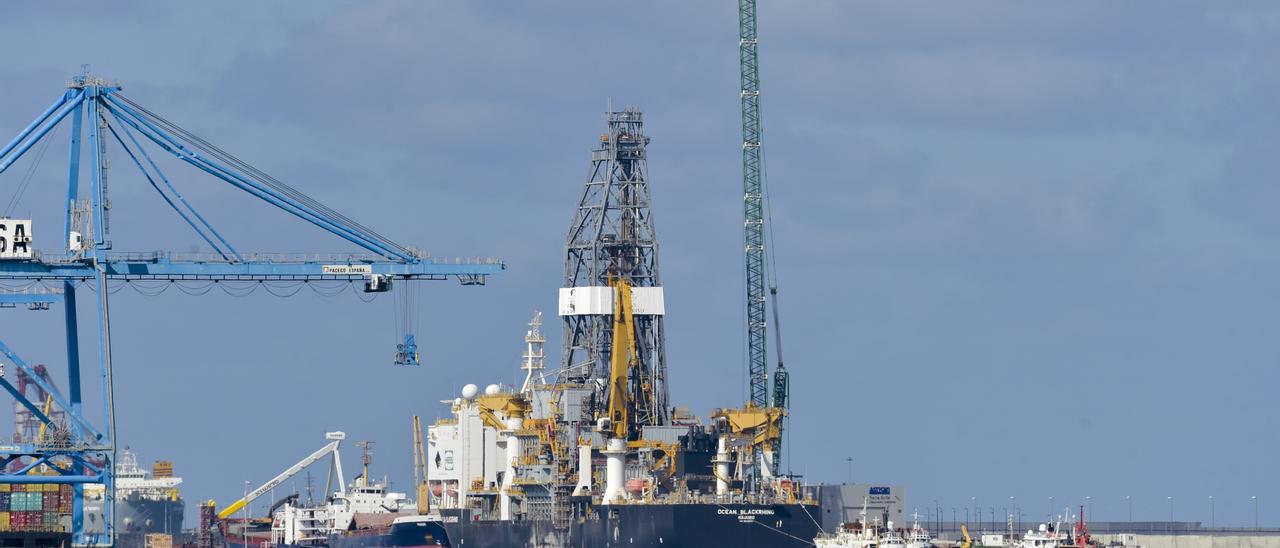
[
  {"left": 630, "top": 287, "right": 665, "bottom": 315},
  {"left": 558, "top": 286, "right": 665, "bottom": 316}
]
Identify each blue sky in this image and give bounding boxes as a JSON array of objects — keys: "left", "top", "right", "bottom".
[{"left": 1, "top": 1, "right": 1277, "bottom": 527}]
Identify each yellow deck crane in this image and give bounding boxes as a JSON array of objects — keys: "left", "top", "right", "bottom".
[
  {"left": 412, "top": 415, "right": 429, "bottom": 515},
  {"left": 217, "top": 432, "right": 347, "bottom": 519},
  {"left": 605, "top": 275, "right": 637, "bottom": 440}
]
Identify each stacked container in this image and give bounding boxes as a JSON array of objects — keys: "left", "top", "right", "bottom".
[{"left": 0, "top": 484, "right": 74, "bottom": 532}]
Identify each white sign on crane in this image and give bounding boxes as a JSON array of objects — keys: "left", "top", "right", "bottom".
[{"left": 0, "top": 220, "right": 32, "bottom": 260}]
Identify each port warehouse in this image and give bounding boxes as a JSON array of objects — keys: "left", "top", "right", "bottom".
[{"left": 820, "top": 484, "right": 910, "bottom": 531}]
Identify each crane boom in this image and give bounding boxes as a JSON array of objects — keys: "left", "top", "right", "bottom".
[
  {"left": 739, "top": 0, "right": 769, "bottom": 412},
  {"left": 217, "top": 432, "right": 347, "bottom": 519},
  {"left": 606, "top": 276, "right": 636, "bottom": 440},
  {"left": 413, "top": 416, "right": 429, "bottom": 515}
]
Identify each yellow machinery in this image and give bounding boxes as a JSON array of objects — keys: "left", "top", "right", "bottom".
[
  {"left": 413, "top": 415, "right": 429, "bottom": 515},
  {"left": 710, "top": 404, "right": 784, "bottom": 479},
  {"left": 34, "top": 395, "right": 53, "bottom": 444},
  {"left": 474, "top": 392, "right": 531, "bottom": 431},
  {"left": 606, "top": 275, "right": 636, "bottom": 440},
  {"left": 217, "top": 432, "right": 346, "bottom": 519},
  {"left": 961, "top": 524, "right": 973, "bottom": 548}
]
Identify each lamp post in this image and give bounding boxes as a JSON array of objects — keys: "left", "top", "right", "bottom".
[
  {"left": 1011, "top": 497, "right": 1016, "bottom": 529},
  {"left": 1209, "top": 496, "right": 1214, "bottom": 529},
  {"left": 1253, "top": 496, "right": 1259, "bottom": 530},
  {"left": 1049, "top": 496, "right": 1055, "bottom": 521},
  {"left": 243, "top": 480, "right": 250, "bottom": 548},
  {"left": 846, "top": 456, "right": 853, "bottom": 484},
  {"left": 1167, "top": 496, "right": 1173, "bottom": 534},
  {"left": 1125, "top": 495, "right": 1132, "bottom": 525}
]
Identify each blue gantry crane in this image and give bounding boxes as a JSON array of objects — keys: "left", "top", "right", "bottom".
[{"left": 0, "top": 70, "right": 503, "bottom": 545}]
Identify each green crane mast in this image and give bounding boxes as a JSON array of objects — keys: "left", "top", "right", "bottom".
[
  {"left": 738, "top": 0, "right": 789, "bottom": 476},
  {"left": 739, "top": 0, "right": 767, "bottom": 411}
]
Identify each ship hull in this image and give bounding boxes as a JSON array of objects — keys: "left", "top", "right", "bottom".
[
  {"left": 116, "top": 495, "right": 184, "bottom": 538},
  {"left": 327, "top": 522, "right": 448, "bottom": 548},
  {"left": 436, "top": 502, "right": 821, "bottom": 548}
]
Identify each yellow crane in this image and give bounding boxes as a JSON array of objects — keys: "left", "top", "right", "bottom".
[
  {"left": 217, "top": 432, "right": 346, "bottom": 519},
  {"left": 605, "top": 275, "right": 636, "bottom": 440},
  {"left": 34, "top": 395, "right": 54, "bottom": 444},
  {"left": 961, "top": 524, "right": 973, "bottom": 548},
  {"left": 412, "top": 415, "right": 429, "bottom": 515}
]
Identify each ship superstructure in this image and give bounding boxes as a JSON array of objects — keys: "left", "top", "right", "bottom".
[{"left": 115, "top": 449, "right": 184, "bottom": 538}]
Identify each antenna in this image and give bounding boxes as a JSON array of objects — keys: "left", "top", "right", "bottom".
[
  {"left": 520, "top": 311, "right": 546, "bottom": 394},
  {"left": 356, "top": 440, "right": 374, "bottom": 487}
]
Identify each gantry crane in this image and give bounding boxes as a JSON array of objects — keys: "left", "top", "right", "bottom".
[{"left": 0, "top": 69, "right": 503, "bottom": 545}]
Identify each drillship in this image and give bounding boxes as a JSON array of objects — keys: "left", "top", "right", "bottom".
[
  {"left": 406, "top": 109, "right": 819, "bottom": 548},
  {"left": 115, "top": 449, "right": 184, "bottom": 539}
]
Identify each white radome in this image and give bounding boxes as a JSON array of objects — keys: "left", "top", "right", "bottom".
[{"left": 461, "top": 384, "right": 479, "bottom": 400}]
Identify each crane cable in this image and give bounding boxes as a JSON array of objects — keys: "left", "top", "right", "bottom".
[
  {"left": 3, "top": 122, "right": 59, "bottom": 216},
  {"left": 113, "top": 94, "right": 412, "bottom": 259}
]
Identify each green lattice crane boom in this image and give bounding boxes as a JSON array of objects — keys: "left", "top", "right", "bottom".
[
  {"left": 739, "top": 0, "right": 789, "bottom": 477},
  {"left": 739, "top": 0, "right": 768, "bottom": 411}
]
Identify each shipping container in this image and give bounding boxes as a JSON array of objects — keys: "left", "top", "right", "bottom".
[{"left": 145, "top": 533, "right": 174, "bottom": 548}]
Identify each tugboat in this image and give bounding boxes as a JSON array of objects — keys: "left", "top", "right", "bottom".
[
  {"left": 1017, "top": 522, "right": 1071, "bottom": 548},
  {"left": 816, "top": 498, "right": 882, "bottom": 548},
  {"left": 881, "top": 522, "right": 908, "bottom": 548},
  {"left": 906, "top": 512, "right": 935, "bottom": 548}
]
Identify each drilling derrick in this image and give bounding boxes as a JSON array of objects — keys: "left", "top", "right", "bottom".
[{"left": 560, "top": 108, "right": 669, "bottom": 433}]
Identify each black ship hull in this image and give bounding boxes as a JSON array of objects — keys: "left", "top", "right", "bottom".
[
  {"left": 116, "top": 495, "right": 184, "bottom": 544},
  {"left": 428, "top": 502, "right": 821, "bottom": 548},
  {"left": 326, "top": 520, "right": 447, "bottom": 548}
]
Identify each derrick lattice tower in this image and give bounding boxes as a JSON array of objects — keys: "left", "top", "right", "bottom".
[{"left": 560, "top": 108, "right": 669, "bottom": 431}]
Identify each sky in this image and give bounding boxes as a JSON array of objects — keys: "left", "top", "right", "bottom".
[{"left": 1, "top": 0, "right": 1278, "bottom": 528}]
